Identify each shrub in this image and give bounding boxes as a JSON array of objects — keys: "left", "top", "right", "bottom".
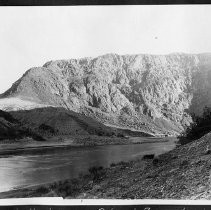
[
  {"left": 88, "top": 166, "right": 105, "bottom": 181},
  {"left": 39, "top": 124, "right": 55, "bottom": 134},
  {"left": 206, "top": 149, "right": 211, "bottom": 155},
  {"left": 205, "top": 145, "right": 211, "bottom": 154},
  {"left": 180, "top": 159, "right": 189, "bottom": 168},
  {"left": 110, "top": 162, "right": 116, "bottom": 167},
  {"left": 54, "top": 179, "right": 81, "bottom": 197},
  {"left": 24, "top": 128, "right": 46, "bottom": 141},
  {"left": 152, "top": 158, "right": 159, "bottom": 166},
  {"left": 142, "top": 154, "right": 155, "bottom": 160},
  {"left": 179, "top": 107, "right": 211, "bottom": 145},
  {"left": 98, "top": 131, "right": 104, "bottom": 136},
  {"left": 35, "top": 186, "right": 49, "bottom": 194},
  {"left": 117, "top": 133, "right": 124, "bottom": 137},
  {"left": 117, "top": 161, "right": 130, "bottom": 169},
  {"left": 118, "top": 161, "right": 129, "bottom": 166}
]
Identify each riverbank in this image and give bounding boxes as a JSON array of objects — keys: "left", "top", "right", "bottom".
[
  {"left": 74, "top": 132, "right": 211, "bottom": 199},
  {"left": 0, "top": 135, "right": 170, "bottom": 157},
  {"left": 0, "top": 132, "right": 210, "bottom": 199}
]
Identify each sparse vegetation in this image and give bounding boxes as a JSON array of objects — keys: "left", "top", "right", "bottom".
[
  {"left": 35, "top": 186, "right": 50, "bottom": 194},
  {"left": 142, "top": 154, "right": 155, "bottom": 160},
  {"left": 88, "top": 166, "right": 106, "bottom": 181},
  {"left": 152, "top": 157, "right": 159, "bottom": 166},
  {"left": 180, "top": 159, "right": 189, "bottom": 168},
  {"left": 117, "top": 133, "right": 125, "bottom": 137},
  {"left": 39, "top": 124, "right": 56, "bottom": 134},
  {"left": 206, "top": 145, "right": 211, "bottom": 155},
  {"left": 28, "top": 165, "right": 106, "bottom": 198},
  {"left": 110, "top": 162, "right": 117, "bottom": 167},
  {"left": 0, "top": 110, "right": 45, "bottom": 141},
  {"left": 179, "top": 107, "right": 211, "bottom": 145}
]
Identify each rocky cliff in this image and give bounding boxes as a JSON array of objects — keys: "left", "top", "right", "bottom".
[{"left": 1, "top": 53, "right": 211, "bottom": 135}]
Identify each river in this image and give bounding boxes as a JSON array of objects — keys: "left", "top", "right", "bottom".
[{"left": 0, "top": 137, "right": 176, "bottom": 193}]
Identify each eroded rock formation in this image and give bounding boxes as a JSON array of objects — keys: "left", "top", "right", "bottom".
[{"left": 1, "top": 53, "right": 211, "bottom": 135}]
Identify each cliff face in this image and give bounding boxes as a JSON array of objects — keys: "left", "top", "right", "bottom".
[{"left": 1, "top": 53, "right": 211, "bottom": 135}]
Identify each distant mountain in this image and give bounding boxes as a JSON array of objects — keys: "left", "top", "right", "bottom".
[{"left": 1, "top": 53, "right": 211, "bottom": 135}]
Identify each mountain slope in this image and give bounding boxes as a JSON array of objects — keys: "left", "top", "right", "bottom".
[
  {"left": 10, "top": 107, "right": 120, "bottom": 137},
  {"left": 2, "top": 53, "right": 211, "bottom": 135},
  {"left": 1, "top": 105, "right": 140, "bottom": 141},
  {"left": 67, "top": 131, "right": 211, "bottom": 199},
  {"left": 75, "top": 132, "right": 211, "bottom": 199},
  {"left": 0, "top": 109, "right": 44, "bottom": 141}
]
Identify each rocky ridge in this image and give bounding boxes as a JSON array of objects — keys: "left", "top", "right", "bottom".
[{"left": 1, "top": 53, "right": 211, "bottom": 135}]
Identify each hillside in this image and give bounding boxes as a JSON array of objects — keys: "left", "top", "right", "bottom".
[
  {"left": 10, "top": 107, "right": 119, "bottom": 137},
  {"left": 0, "top": 110, "right": 21, "bottom": 140},
  {"left": 0, "top": 106, "right": 152, "bottom": 144},
  {"left": 73, "top": 131, "right": 211, "bottom": 199},
  {"left": 0, "top": 107, "right": 155, "bottom": 156},
  {"left": 1, "top": 53, "right": 211, "bottom": 135},
  {"left": 0, "top": 109, "right": 44, "bottom": 141},
  {"left": 74, "top": 132, "right": 211, "bottom": 199}
]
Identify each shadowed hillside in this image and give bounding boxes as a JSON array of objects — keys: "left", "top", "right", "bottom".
[
  {"left": 0, "top": 110, "right": 44, "bottom": 141},
  {"left": 10, "top": 107, "right": 153, "bottom": 138},
  {"left": 10, "top": 107, "right": 117, "bottom": 137},
  {"left": 179, "top": 107, "right": 211, "bottom": 145}
]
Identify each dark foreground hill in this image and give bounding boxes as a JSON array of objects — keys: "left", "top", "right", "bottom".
[
  {"left": 9, "top": 107, "right": 118, "bottom": 138},
  {"left": 2, "top": 53, "right": 211, "bottom": 135},
  {"left": 0, "top": 106, "right": 151, "bottom": 143},
  {"left": 0, "top": 109, "right": 44, "bottom": 141},
  {"left": 9, "top": 107, "right": 152, "bottom": 140}
]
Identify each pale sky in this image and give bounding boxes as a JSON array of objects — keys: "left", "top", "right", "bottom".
[{"left": 0, "top": 5, "right": 211, "bottom": 93}]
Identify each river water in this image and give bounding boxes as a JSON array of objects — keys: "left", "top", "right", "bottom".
[{"left": 0, "top": 138, "right": 176, "bottom": 193}]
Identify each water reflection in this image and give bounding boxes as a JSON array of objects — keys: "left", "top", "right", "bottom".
[{"left": 0, "top": 139, "right": 176, "bottom": 192}]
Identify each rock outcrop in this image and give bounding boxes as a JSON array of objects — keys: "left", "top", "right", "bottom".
[{"left": 1, "top": 53, "right": 211, "bottom": 135}]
